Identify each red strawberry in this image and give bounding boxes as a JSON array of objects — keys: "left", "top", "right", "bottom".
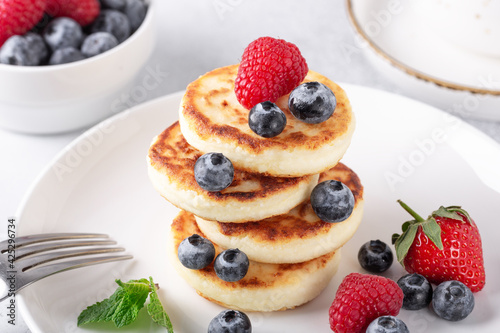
[
  {"left": 234, "top": 36, "right": 308, "bottom": 109},
  {"left": 392, "top": 200, "right": 485, "bottom": 292},
  {"left": 46, "top": 0, "right": 100, "bottom": 27},
  {"left": 0, "top": 0, "right": 47, "bottom": 47},
  {"left": 329, "top": 273, "right": 403, "bottom": 333}
]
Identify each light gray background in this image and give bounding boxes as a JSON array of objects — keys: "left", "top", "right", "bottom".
[{"left": 1, "top": 0, "right": 499, "bottom": 332}]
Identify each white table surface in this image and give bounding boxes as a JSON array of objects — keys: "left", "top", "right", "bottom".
[{"left": 1, "top": 0, "right": 499, "bottom": 332}]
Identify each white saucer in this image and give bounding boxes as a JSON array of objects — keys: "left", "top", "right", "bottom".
[{"left": 347, "top": 0, "right": 500, "bottom": 121}]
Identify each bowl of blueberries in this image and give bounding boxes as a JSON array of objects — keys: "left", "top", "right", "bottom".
[{"left": 0, "top": 0, "right": 156, "bottom": 134}]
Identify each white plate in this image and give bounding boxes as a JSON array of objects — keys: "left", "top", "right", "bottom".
[
  {"left": 16, "top": 86, "right": 500, "bottom": 333},
  {"left": 347, "top": 0, "right": 500, "bottom": 121}
]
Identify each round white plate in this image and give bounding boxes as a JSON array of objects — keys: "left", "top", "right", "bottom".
[
  {"left": 16, "top": 86, "right": 500, "bottom": 332},
  {"left": 347, "top": 0, "right": 500, "bottom": 121}
]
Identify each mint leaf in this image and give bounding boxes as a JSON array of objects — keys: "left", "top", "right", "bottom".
[
  {"left": 112, "top": 279, "right": 151, "bottom": 327},
  {"left": 147, "top": 277, "right": 174, "bottom": 332},
  {"left": 77, "top": 279, "right": 151, "bottom": 328}
]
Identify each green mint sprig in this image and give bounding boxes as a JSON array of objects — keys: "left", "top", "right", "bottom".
[{"left": 77, "top": 276, "right": 173, "bottom": 332}]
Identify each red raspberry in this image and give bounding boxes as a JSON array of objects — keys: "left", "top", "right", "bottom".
[
  {"left": 0, "top": 0, "right": 47, "bottom": 47},
  {"left": 235, "top": 36, "right": 308, "bottom": 109},
  {"left": 46, "top": 0, "right": 100, "bottom": 27},
  {"left": 329, "top": 273, "right": 403, "bottom": 333}
]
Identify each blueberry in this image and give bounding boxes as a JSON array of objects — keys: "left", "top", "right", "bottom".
[
  {"left": 194, "top": 153, "right": 234, "bottom": 192},
  {"left": 81, "top": 32, "right": 119, "bottom": 57},
  {"left": 43, "top": 17, "right": 84, "bottom": 51},
  {"left": 25, "top": 33, "right": 49, "bottom": 65},
  {"left": 90, "top": 9, "right": 131, "bottom": 43},
  {"left": 124, "top": 0, "right": 147, "bottom": 31},
  {"left": 432, "top": 280, "right": 474, "bottom": 321},
  {"left": 397, "top": 273, "right": 433, "bottom": 310},
  {"left": 288, "top": 81, "right": 336, "bottom": 124},
  {"left": 208, "top": 310, "right": 252, "bottom": 333},
  {"left": 177, "top": 234, "right": 215, "bottom": 270},
  {"left": 214, "top": 249, "right": 249, "bottom": 282},
  {"left": 366, "top": 316, "right": 409, "bottom": 333},
  {"left": 358, "top": 240, "right": 393, "bottom": 273},
  {"left": 101, "top": 0, "right": 127, "bottom": 10},
  {"left": 310, "top": 180, "right": 354, "bottom": 223},
  {"left": 49, "top": 47, "right": 85, "bottom": 65},
  {"left": 248, "top": 101, "right": 287, "bottom": 138},
  {"left": 0, "top": 33, "right": 48, "bottom": 66}
]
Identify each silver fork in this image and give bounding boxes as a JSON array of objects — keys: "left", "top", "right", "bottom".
[{"left": 0, "top": 233, "right": 133, "bottom": 302}]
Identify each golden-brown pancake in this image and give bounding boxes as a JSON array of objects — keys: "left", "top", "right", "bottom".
[
  {"left": 168, "top": 210, "right": 341, "bottom": 312},
  {"left": 196, "top": 163, "right": 363, "bottom": 263},
  {"left": 179, "top": 64, "right": 355, "bottom": 177},
  {"left": 147, "top": 121, "right": 319, "bottom": 222}
]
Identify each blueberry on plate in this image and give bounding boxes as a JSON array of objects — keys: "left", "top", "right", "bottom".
[
  {"left": 214, "top": 249, "right": 249, "bottom": 282},
  {"left": 177, "top": 234, "right": 215, "bottom": 270},
  {"left": 432, "top": 280, "right": 474, "bottom": 321},
  {"left": 90, "top": 9, "right": 131, "bottom": 43},
  {"left": 310, "top": 180, "right": 354, "bottom": 223},
  {"left": 288, "top": 81, "right": 336, "bottom": 124},
  {"left": 208, "top": 309, "right": 252, "bottom": 333},
  {"left": 49, "top": 47, "right": 85, "bottom": 65},
  {"left": 81, "top": 32, "right": 119, "bottom": 58},
  {"left": 366, "top": 316, "right": 409, "bottom": 333},
  {"left": 248, "top": 101, "right": 287, "bottom": 138},
  {"left": 43, "top": 17, "right": 83, "bottom": 51},
  {"left": 358, "top": 240, "right": 393, "bottom": 273},
  {"left": 397, "top": 273, "right": 433, "bottom": 310},
  {"left": 194, "top": 152, "right": 234, "bottom": 192}
]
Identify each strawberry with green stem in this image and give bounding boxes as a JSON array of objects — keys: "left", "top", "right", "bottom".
[{"left": 392, "top": 200, "right": 485, "bottom": 292}]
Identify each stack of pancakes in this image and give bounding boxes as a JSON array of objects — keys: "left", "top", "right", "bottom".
[{"left": 147, "top": 65, "right": 364, "bottom": 312}]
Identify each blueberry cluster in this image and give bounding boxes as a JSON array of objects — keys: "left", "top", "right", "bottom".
[
  {"left": 356, "top": 240, "right": 475, "bottom": 330},
  {"left": 0, "top": 0, "right": 147, "bottom": 66},
  {"left": 248, "top": 81, "right": 337, "bottom": 138},
  {"left": 177, "top": 234, "right": 249, "bottom": 283}
]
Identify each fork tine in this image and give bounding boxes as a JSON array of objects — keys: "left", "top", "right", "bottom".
[
  {"left": 0, "top": 233, "right": 109, "bottom": 253},
  {"left": 19, "top": 254, "right": 133, "bottom": 293},
  {"left": 15, "top": 240, "right": 117, "bottom": 259},
  {"left": 17, "top": 247, "right": 127, "bottom": 271}
]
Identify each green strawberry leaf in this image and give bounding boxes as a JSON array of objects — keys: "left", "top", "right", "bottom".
[
  {"left": 432, "top": 206, "right": 463, "bottom": 220},
  {"left": 401, "top": 220, "right": 413, "bottom": 233},
  {"left": 421, "top": 218, "right": 443, "bottom": 250},
  {"left": 147, "top": 277, "right": 174, "bottom": 332},
  {"left": 394, "top": 223, "right": 419, "bottom": 264},
  {"left": 391, "top": 233, "right": 400, "bottom": 245}
]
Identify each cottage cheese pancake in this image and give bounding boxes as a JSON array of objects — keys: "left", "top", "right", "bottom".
[
  {"left": 168, "top": 210, "right": 341, "bottom": 312},
  {"left": 148, "top": 121, "right": 319, "bottom": 222},
  {"left": 179, "top": 64, "right": 355, "bottom": 177},
  {"left": 196, "top": 163, "right": 364, "bottom": 263}
]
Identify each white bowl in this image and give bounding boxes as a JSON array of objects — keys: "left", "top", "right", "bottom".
[
  {"left": 0, "top": 0, "right": 156, "bottom": 134},
  {"left": 346, "top": 0, "right": 500, "bottom": 121}
]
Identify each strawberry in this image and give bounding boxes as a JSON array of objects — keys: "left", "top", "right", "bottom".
[
  {"left": 329, "top": 273, "right": 403, "bottom": 333},
  {"left": 0, "top": 0, "right": 47, "bottom": 47},
  {"left": 46, "top": 0, "right": 100, "bottom": 27},
  {"left": 234, "top": 36, "right": 308, "bottom": 109},
  {"left": 392, "top": 200, "right": 485, "bottom": 292}
]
